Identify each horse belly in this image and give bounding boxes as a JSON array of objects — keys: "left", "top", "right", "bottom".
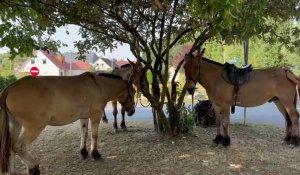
[
  {"left": 48, "top": 107, "right": 90, "bottom": 126},
  {"left": 239, "top": 84, "right": 274, "bottom": 107}
]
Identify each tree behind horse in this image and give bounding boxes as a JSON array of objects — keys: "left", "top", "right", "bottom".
[
  {"left": 0, "top": 72, "right": 136, "bottom": 175},
  {"left": 183, "top": 49, "right": 300, "bottom": 147}
]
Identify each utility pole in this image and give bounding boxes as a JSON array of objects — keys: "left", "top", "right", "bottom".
[{"left": 243, "top": 39, "right": 249, "bottom": 125}]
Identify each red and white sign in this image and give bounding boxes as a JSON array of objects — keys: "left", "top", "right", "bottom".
[{"left": 30, "top": 66, "right": 39, "bottom": 77}]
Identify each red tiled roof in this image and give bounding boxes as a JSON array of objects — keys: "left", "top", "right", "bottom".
[
  {"left": 64, "top": 61, "right": 92, "bottom": 70},
  {"left": 172, "top": 45, "right": 192, "bottom": 66},
  {"left": 115, "top": 60, "right": 130, "bottom": 68},
  {"left": 40, "top": 50, "right": 66, "bottom": 70},
  {"left": 40, "top": 50, "right": 91, "bottom": 70}
]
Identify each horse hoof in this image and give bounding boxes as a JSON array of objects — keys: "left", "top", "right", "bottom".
[
  {"left": 103, "top": 118, "right": 108, "bottom": 123},
  {"left": 221, "top": 136, "right": 231, "bottom": 147},
  {"left": 91, "top": 149, "right": 102, "bottom": 160},
  {"left": 29, "top": 165, "right": 40, "bottom": 175},
  {"left": 290, "top": 136, "right": 299, "bottom": 146},
  {"left": 80, "top": 147, "right": 89, "bottom": 159},
  {"left": 213, "top": 134, "right": 223, "bottom": 145},
  {"left": 121, "top": 126, "right": 128, "bottom": 131},
  {"left": 284, "top": 135, "right": 291, "bottom": 144}
]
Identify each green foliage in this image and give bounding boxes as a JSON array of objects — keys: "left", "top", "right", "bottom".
[
  {"left": 202, "top": 34, "right": 300, "bottom": 74},
  {"left": 179, "top": 105, "right": 195, "bottom": 133},
  {"left": 0, "top": 75, "right": 17, "bottom": 92}
]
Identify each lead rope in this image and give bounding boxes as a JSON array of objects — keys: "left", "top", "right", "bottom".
[
  {"left": 296, "top": 85, "right": 299, "bottom": 110},
  {"left": 297, "top": 85, "right": 299, "bottom": 100},
  {"left": 192, "top": 93, "right": 194, "bottom": 113}
]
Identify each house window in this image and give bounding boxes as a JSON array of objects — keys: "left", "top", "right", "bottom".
[
  {"left": 31, "top": 59, "right": 35, "bottom": 64},
  {"left": 42, "top": 59, "right": 47, "bottom": 64}
]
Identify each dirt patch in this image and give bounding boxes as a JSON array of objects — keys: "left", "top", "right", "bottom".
[{"left": 15, "top": 121, "right": 300, "bottom": 175}]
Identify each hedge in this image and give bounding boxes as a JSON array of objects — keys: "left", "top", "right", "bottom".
[{"left": 0, "top": 75, "right": 17, "bottom": 92}]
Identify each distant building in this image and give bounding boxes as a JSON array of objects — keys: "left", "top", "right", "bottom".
[
  {"left": 63, "top": 52, "right": 99, "bottom": 64},
  {"left": 19, "top": 50, "right": 92, "bottom": 76},
  {"left": 93, "top": 57, "right": 115, "bottom": 70}
]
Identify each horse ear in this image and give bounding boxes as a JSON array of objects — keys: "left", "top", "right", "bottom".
[
  {"left": 200, "top": 48, "right": 205, "bottom": 55},
  {"left": 127, "top": 58, "right": 136, "bottom": 67}
]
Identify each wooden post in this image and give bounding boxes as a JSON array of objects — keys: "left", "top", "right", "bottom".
[{"left": 243, "top": 39, "right": 249, "bottom": 125}]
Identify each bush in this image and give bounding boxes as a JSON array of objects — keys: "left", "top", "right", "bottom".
[
  {"left": 179, "top": 105, "right": 195, "bottom": 133},
  {"left": 0, "top": 75, "right": 17, "bottom": 92}
]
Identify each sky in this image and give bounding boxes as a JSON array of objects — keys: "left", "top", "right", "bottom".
[{"left": 0, "top": 25, "right": 135, "bottom": 60}]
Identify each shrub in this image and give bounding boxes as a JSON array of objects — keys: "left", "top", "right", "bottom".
[
  {"left": 0, "top": 75, "right": 17, "bottom": 92},
  {"left": 179, "top": 105, "right": 195, "bottom": 133}
]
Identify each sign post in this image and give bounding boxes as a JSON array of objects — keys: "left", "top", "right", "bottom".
[{"left": 30, "top": 66, "right": 40, "bottom": 77}]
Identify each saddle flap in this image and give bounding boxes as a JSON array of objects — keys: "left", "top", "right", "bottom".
[{"left": 222, "top": 63, "right": 255, "bottom": 86}]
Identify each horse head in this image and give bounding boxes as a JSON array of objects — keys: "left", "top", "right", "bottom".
[
  {"left": 183, "top": 48, "right": 205, "bottom": 95},
  {"left": 118, "top": 82, "right": 136, "bottom": 116},
  {"left": 127, "top": 59, "right": 150, "bottom": 94}
]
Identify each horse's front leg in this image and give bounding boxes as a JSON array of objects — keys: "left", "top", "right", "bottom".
[
  {"left": 112, "top": 100, "right": 119, "bottom": 133},
  {"left": 212, "top": 104, "right": 231, "bottom": 147},
  {"left": 79, "top": 119, "right": 89, "bottom": 159},
  {"left": 120, "top": 107, "right": 127, "bottom": 131},
  {"left": 220, "top": 107, "right": 231, "bottom": 146},
  {"left": 90, "top": 114, "right": 102, "bottom": 160},
  {"left": 102, "top": 110, "right": 108, "bottom": 123}
]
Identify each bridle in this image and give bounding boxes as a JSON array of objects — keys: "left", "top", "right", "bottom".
[
  {"left": 120, "top": 82, "right": 133, "bottom": 108},
  {"left": 186, "top": 76, "right": 198, "bottom": 86}
]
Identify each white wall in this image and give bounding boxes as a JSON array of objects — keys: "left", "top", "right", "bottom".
[
  {"left": 92, "top": 59, "right": 111, "bottom": 70},
  {"left": 65, "top": 70, "right": 88, "bottom": 76},
  {"left": 21, "top": 51, "right": 61, "bottom": 76}
]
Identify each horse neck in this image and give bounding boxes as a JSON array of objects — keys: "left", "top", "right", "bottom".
[
  {"left": 99, "top": 77, "right": 128, "bottom": 101},
  {"left": 198, "top": 59, "right": 223, "bottom": 90}
]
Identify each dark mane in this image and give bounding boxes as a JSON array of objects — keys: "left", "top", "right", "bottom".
[
  {"left": 202, "top": 57, "right": 224, "bottom": 66},
  {"left": 120, "top": 64, "right": 132, "bottom": 68},
  {"left": 95, "top": 72, "right": 123, "bottom": 80}
]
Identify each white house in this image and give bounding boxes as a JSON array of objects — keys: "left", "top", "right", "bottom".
[
  {"left": 19, "top": 50, "right": 92, "bottom": 76},
  {"left": 92, "top": 58, "right": 113, "bottom": 70}
]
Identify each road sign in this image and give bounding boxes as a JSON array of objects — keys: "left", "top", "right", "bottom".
[{"left": 30, "top": 66, "right": 39, "bottom": 77}]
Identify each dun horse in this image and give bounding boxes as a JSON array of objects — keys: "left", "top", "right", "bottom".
[
  {"left": 0, "top": 72, "right": 136, "bottom": 175},
  {"left": 183, "top": 49, "right": 300, "bottom": 146},
  {"left": 102, "top": 63, "right": 139, "bottom": 131}
]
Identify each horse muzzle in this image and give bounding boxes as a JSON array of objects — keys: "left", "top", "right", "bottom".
[
  {"left": 187, "top": 88, "right": 195, "bottom": 95},
  {"left": 127, "top": 109, "right": 135, "bottom": 116}
]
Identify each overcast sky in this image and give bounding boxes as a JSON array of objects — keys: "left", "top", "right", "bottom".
[{"left": 0, "top": 25, "right": 135, "bottom": 60}]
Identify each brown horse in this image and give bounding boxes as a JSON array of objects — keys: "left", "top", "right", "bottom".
[
  {"left": 183, "top": 49, "right": 300, "bottom": 146},
  {"left": 0, "top": 72, "right": 136, "bottom": 175}
]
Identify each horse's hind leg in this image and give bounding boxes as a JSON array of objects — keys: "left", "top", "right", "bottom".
[
  {"left": 14, "top": 126, "right": 45, "bottom": 175},
  {"left": 112, "top": 100, "right": 119, "bottom": 133},
  {"left": 9, "top": 116, "right": 22, "bottom": 175},
  {"left": 274, "top": 100, "right": 292, "bottom": 143},
  {"left": 120, "top": 107, "right": 127, "bottom": 131},
  {"left": 79, "top": 119, "right": 89, "bottom": 159},
  {"left": 90, "top": 114, "right": 102, "bottom": 160},
  {"left": 284, "top": 104, "right": 299, "bottom": 145}
]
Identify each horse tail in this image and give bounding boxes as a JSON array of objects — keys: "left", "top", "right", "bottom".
[
  {"left": 286, "top": 69, "right": 300, "bottom": 86},
  {"left": 0, "top": 90, "right": 11, "bottom": 173}
]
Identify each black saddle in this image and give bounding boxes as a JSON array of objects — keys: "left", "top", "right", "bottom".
[
  {"left": 222, "top": 63, "right": 254, "bottom": 86},
  {"left": 222, "top": 63, "right": 255, "bottom": 114}
]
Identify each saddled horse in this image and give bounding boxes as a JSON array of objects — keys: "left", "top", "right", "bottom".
[
  {"left": 183, "top": 48, "right": 300, "bottom": 146},
  {"left": 0, "top": 72, "right": 136, "bottom": 175}
]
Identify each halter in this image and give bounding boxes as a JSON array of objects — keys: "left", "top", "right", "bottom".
[
  {"left": 119, "top": 82, "right": 133, "bottom": 107},
  {"left": 186, "top": 76, "right": 198, "bottom": 86}
]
